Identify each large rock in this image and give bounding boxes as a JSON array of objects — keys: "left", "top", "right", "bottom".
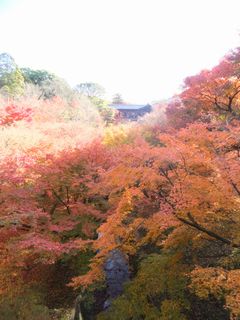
[{"left": 103, "top": 249, "right": 129, "bottom": 308}]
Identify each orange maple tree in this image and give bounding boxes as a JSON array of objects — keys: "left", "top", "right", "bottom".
[{"left": 1, "top": 47, "right": 240, "bottom": 319}]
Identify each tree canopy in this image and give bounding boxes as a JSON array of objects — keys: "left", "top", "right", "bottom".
[
  {"left": 75, "top": 82, "right": 105, "bottom": 99},
  {"left": 1, "top": 47, "right": 240, "bottom": 319}
]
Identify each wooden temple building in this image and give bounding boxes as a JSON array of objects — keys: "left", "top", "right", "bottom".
[{"left": 110, "top": 104, "right": 152, "bottom": 121}]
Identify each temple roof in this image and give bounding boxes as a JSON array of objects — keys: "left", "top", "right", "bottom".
[{"left": 110, "top": 104, "right": 151, "bottom": 110}]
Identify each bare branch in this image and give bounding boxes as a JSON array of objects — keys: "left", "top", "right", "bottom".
[
  {"left": 177, "top": 212, "right": 240, "bottom": 248},
  {"left": 52, "top": 189, "right": 72, "bottom": 215},
  {"left": 49, "top": 201, "right": 58, "bottom": 215}
]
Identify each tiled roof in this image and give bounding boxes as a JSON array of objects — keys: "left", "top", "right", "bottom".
[{"left": 110, "top": 104, "right": 150, "bottom": 110}]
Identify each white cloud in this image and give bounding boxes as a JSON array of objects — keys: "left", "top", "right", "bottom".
[{"left": 0, "top": 0, "right": 239, "bottom": 103}]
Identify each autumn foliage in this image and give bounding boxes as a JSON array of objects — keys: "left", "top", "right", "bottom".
[
  {"left": 0, "top": 104, "right": 32, "bottom": 126},
  {"left": 1, "top": 47, "right": 240, "bottom": 319}
]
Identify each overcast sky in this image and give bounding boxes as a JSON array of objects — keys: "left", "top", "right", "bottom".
[{"left": 0, "top": 0, "right": 240, "bottom": 103}]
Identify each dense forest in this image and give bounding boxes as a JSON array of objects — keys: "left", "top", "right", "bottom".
[{"left": 1, "top": 47, "right": 240, "bottom": 320}]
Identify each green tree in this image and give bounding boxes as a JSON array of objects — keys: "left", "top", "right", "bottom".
[
  {"left": 75, "top": 82, "right": 115, "bottom": 123},
  {"left": 75, "top": 82, "right": 105, "bottom": 98},
  {"left": 90, "top": 96, "right": 115, "bottom": 124},
  {"left": 21, "top": 68, "right": 71, "bottom": 100},
  {"left": 21, "top": 68, "right": 54, "bottom": 86},
  {"left": 0, "top": 53, "right": 24, "bottom": 97},
  {"left": 0, "top": 68, "right": 25, "bottom": 97},
  {"left": 112, "top": 93, "right": 124, "bottom": 104},
  {"left": 39, "top": 76, "right": 74, "bottom": 100}
]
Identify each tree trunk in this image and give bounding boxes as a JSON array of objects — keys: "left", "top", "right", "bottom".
[{"left": 73, "top": 295, "right": 84, "bottom": 320}]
